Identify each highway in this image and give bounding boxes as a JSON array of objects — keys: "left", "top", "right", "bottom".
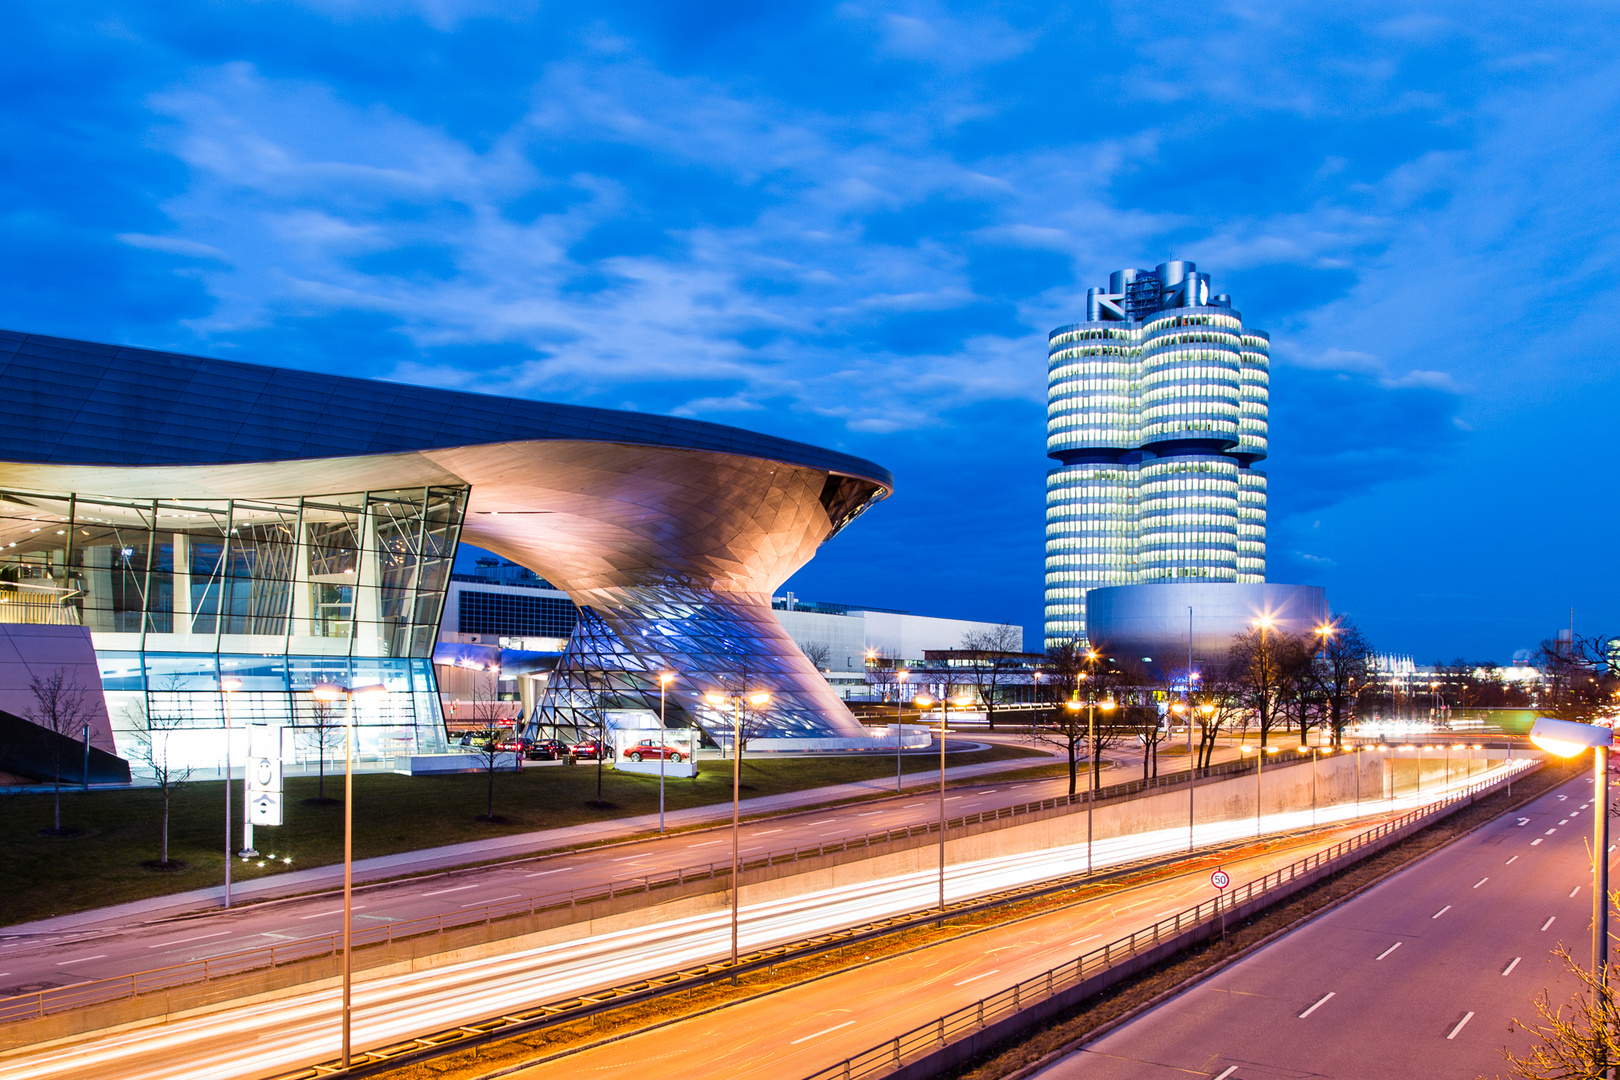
[
  {"left": 0, "top": 742, "right": 1217, "bottom": 993},
  {"left": 1035, "top": 771, "right": 1605, "bottom": 1079},
  {"left": 0, "top": 764, "right": 1517, "bottom": 1080}
]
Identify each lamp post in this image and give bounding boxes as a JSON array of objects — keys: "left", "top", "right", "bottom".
[
  {"left": 896, "top": 668, "right": 909, "bottom": 793},
  {"left": 311, "top": 681, "right": 386, "bottom": 1071},
  {"left": 705, "top": 688, "right": 770, "bottom": 984},
  {"left": 657, "top": 672, "right": 675, "bottom": 835},
  {"left": 1531, "top": 716, "right": 1615, "bottom": 1064},
  {"left": 1171, "top": 701, "right": 1191, "bottom": 853},
  {"left": 219, "top": 677, "right": 241, "bottom": 909},
  {"left": 1069, "top": 693, "right": 1116, "bottom": 873},
  {"left": 914, "top": 691, "right": 967, "bottom": 913}
]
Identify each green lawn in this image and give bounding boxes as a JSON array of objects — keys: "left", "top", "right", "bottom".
[{"left": 0, "top": 743, "right": 1046, "bottom": 926}]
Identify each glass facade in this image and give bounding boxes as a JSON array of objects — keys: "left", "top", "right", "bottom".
[
  {"left": 1044, "top": 261, "right": 1269, "bottom": 648},
  {"left": 0, "top": 485, "right": 465, "bottom": 766}
]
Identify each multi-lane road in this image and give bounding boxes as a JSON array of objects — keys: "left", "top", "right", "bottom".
[
  {"left": 0, "top": 763, "right": 1521, "bottom": 1080},
  {"left": 1037, "top": 771, "right": 1604, "bottom": 1079}
]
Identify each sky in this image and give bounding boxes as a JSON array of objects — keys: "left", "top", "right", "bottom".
[{"left": 2, "top": 1, "right": 1618, "bottom": 664}]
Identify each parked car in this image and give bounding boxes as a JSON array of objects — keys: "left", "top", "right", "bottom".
[
  {"left": 623, "top": 739, "right": 684, "bottom": 763},
  {"left": 570, "top": 741, "right": 608, "bottom": 761},
  {"left": 525, "top": 739, "right": 568, "bottom": 761},
  {"left": 493, "top": 736, "right": 530, "bottom": 753}
]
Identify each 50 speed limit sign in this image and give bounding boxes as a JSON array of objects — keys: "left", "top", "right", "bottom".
[{"left": 1210, "top": 868, "right": 1230, "bottom": 890}]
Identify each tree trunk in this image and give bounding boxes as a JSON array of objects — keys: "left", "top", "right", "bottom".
[
  {"left": 1067, "top": 738, "right": 1077, "bottom": 797},
  {"left": 53, "top": 774, "right": 61, "bottom": 831},
  {"left": 318, "top": 749, "right": 326, "bottom": 799},
  {"left": 487, "top": 759, "right": 495, "bottom": 819},
  {"left": 161, "top": 792, "right": 170, "bottom": 863}
]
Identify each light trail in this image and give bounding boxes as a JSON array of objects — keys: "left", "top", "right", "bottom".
[{"left": 0, "top": 762, "right": 1524, "bottom": 1080}]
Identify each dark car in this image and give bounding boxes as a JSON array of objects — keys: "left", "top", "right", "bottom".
[
  {"left": 493, "top": 736, "right": 530, "bottom": 753},
  {"left": 525, "top": 739, "right": 568, "bottom": 761},
  {"left": 622, "top": 739, "right": 684, "bottom": 763},
  {"left": 570, "top": 741, "right": 608, "bottom": 761}
]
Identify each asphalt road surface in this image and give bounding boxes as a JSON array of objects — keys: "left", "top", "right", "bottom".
[{"left": 1035, "top": 772, "right": 1606, "bottom": 1080}]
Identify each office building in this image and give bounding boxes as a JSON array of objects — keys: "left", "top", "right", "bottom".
[
  {"left": 0, "top": 330, "right": 891, "bottom": 776},
  {"left": 1045, "top": 261, "right": 1269, "bottom": 648}
]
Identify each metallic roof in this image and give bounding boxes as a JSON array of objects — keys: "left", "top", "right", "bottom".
[{"left": 0, "top": 330, "right": 892, "bottom": 489}]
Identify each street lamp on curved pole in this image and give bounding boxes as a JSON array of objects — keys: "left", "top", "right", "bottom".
[
  {"left": 311, "top": 680, "right": 387, "bottom": 1072},
  {"left": 705, "top": 688, "right": 770, "bottom": 984}
]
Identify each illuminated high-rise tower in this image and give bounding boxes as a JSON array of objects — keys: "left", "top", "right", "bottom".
[{"left": 1044, "top": 261, "right": 1268, "bottom": 649}]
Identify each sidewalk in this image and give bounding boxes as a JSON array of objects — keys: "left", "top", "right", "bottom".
[{"left": 5, "top": 740, "right": 1064, "bottom": 937}]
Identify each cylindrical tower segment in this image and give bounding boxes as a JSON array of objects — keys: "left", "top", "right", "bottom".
[
  {"left": 1136, "top": 454, "right": 1238, "bottom": 581},
  {"left": 1237, "top": 467, "right": 1266, "bottom": 582},
  {"left": 1044, "top": 462, "right": 1136, "bottom": 647},
  {"left": 1237, "top": 327, "right": 1269, "bottom": 463},
  {"left": 1047, "top": 323, "right": 1139, "bottom": 460},
  {"left": 1137, "top": 309, "right": 1242, "bottom": 452}
]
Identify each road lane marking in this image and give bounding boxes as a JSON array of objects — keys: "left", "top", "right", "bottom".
[
  {"left": 1213, "top": 1069, "right": 1239, "bottom": 1080},
  {"left": 1570, "top": 887, "right": 1581, "bottom": 898},
  {"left": 55, "top": 955, "right": 106, "bottom": 966},
  {"left": 856, "top": 811, "right": 885, "bottom": 817},
  {"left": 753, "top": 829, "right": 784, "bottom": 835},
  {"left": 1376, "top": 942, "right": 1402, "bottom": 961},
  {"left": 1473, "top": 878, "right": 1488, "bottom": 889},
  {"left": 1559, "top": 819, "right": 1570, "bottom": 825},
  {"left": 1070, "top": 935, "right": 1100, "bottom": 947},
  {"left": 954, "top": 969, "right": 1000, "bottom": 986},
  {"left": 1298, "top": 992, "right": 1334, "bottom": 1018},
  {"left": 1532, "top": 839, "right": 1544, "bottom": 846},
  {"left": 147, "top": 931, "right": 231, "bottom": 947},
  {"left": 687, "top": 840, "right": 723, "bottom": 847},
  {"left": 1545, "top": 829, "right": 1558, "bottom": 835},
  {"left": 298, "top": 907, "right": 365, "bottom": 920},
  {"left": 421, "top": 884, "right": 481, "bottom": 897},
  {"left": 805, "top": 819, "right": 837, "bottom": 826},
  {"left": 1542, "top": 916, "right": 1557, "bottom": 931},
  {"left": 945, "top": 796, "right": 964, "bottom": 801},
  {"left": 1432, "top": 905, "right": 1451, "bottom": 919},
  {"left": 1517, "top": 818, "right": 1531, "bottom": 826},
  {"left": 525, "top": 867, "right": 573, "bottom": 877},
  {"left": 612, "top": 854, "right": 650, "bottom": 861},
  {"left": 1503, "top": 957, "right": 1521, "bottom": 976},
  {"left": 463, "top": 894, "right": 521, "bottom": 907},
  {"left": 1506, "top": 856, "right": 1519, "bottom": 864},
  {"left": 1447, "top": 1012, "right": 1475, "bottom": 1040},
  {"left": 790, "top": 1020, "right": 855, "bottom": 1045}
]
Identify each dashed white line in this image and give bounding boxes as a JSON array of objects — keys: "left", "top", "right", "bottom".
[
  {"left": 1542, "top": 916, "right": 1557, "bottom": 931},
  {"left": 804, "top": 819, "right": 838, "bottom": 826},
  {"left": 1473, "top": 878, "right": 1488, "bottom": 889},
  {"left": 753, "top": 829, "right": 784, "bottom": 836},
  {"left": 1376, "top": 942, "right": 1402, "bottom": 961},
  {"left": 1503, "top": 957, "right": 1521, "bottom": 976},
  {"left": 55, "top": 955, "right": 106, "bottom": 967},
  {"left": 1213, "top": 1069, "right": 1239, "bottom": 1080},
  {"left": 147, "top": 930, "right": 231, "bottom": 947},
  {"left": 1447, "top": 1012, "right": 1475, "bottom": 1040},
  {"left": 1298, "top": 991, "right": 1335, "bottom": 1019},
  {"left": 954, "top": 969, "right": 1000, "bottom": 986},
  {"left": 1545, "top": 829, "right": 1558, "bottom": 835},
  {"left": 687, "top": 840, "right": 723, "bottom": 847},
  {"left": 789, "top": 1019, "right": 855, "bottom": 1045},
  {"left": 1432, "top": 905, "right": 1451, "bottom": 919},
  {"left": 463, "top": 894, "right": 520, "bottom": 907},
  {"left": 1506, "top": 856, "right": 1519, "bottom": 865},
  {"left": 1570, "top": 887, "right": 1581, "bottom": 898},
  {"left": 612, "top": 854, "right": 650, "bottom": 862},
  {"left": 1532, "top": 839, "right": 1544, "bottom": 846},
  {"left": 298, "top": 907, "right": 365, "bottom": 920},
  {"left": 525, "top": 867, "right": 573, "bottom": 877},
  {"left": 421, "top": 884, "right": 481, "bottom": 897},
  {"left": 1559, "top": 819, "right": 1570, "bottom": 826},
  {"left": 856, "top": 811, "right": 885, "bottom": 817}
]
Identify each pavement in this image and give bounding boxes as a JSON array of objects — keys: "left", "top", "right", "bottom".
[
  {"left": 1033, "top": 770, "right": 1604, "bottom": 1079},
  {"left": 1, "top": 736, "right": 1060, "bottom": 938}
]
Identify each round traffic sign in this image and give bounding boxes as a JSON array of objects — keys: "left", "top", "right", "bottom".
[{"left": 1210, "top": 869, "right": 1230, "bottom": 890}]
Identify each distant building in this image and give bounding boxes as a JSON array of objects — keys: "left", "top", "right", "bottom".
[{"left": 1044, "top": 261, "right": 1269, "bottom": 648}]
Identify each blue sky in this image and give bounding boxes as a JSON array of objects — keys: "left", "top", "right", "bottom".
[{"left": 3, "top": 1, "right": 1617, "bottom": 663}]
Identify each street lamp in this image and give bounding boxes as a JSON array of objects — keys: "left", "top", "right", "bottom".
[
  {"left": 1068, "top": 694, "right": 1116, "bottom": 872},
  {"left": 705, "top": 688, "right": 771, "bottom": 983},
  {"left": 1531, "top": 716, "right": 1615, "bottom": 1045},
  {"left": 914, "top": 691, "right": 970, "bottom": 913},
  {"left": 1241, "top": 743, "right": 1282, "bottom": 836},
  {"left": 657, "top": 672, "right": 675, "bottom": 835},
  {"left": 311, "top": 680, "right": 387, "bottom": 1071},
  {"left": 219, "top": 677, "right": 242, "bottom": 909},
  {"left": 896, "top": 668, "right": 909, "bottom": 793}
]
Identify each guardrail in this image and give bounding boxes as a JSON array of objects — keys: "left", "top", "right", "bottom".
[
  {"left": 801, "top": 758, "right": 1537, "bottom": 1080},
  {"left": 0, "top": 747, "right": 1319, "bottom": 1026}
]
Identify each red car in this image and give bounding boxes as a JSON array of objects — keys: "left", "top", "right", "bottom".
[
  {"left": 623, "top": 739, "right": 685, "bottom": 763},
  {"left": 570, "top": 741, "right": 608, "bottom": 761}
]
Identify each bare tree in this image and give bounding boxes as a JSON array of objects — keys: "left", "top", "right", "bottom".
[
  {"left": 1536, "top": 633, "right": 1620, "bottom": 724},
  {"left": 1039, "top": 640, "right": 1130, "bottom": 796},
  {"left": 469, "top": 667, "right": 513, "bottom": 822},
  {"left": 299, "top": 694, "right": 345, "bottom": 803},
  {"left": 866, "top": 646, "right": 900, "bottom": 702},
  {"left": 26, "top": 668, "right": 94, "bottom": 835},
  {"left": 1309, "top": 619, "right": 1371, "bottom": 747},
  {"left": 1501, "top": 943, "right": 1620, "bottom": 1078},
  {"left": 126, "top": 700, "right": 193, "bottom": 867},
  {"left": 1227, "top": 627, "right": 1300, "bottom": 748},
  {"left": 1190, "top": 668, "right": 1244, "bottom": 769},
  {"left": 960, "top": 624, "right": 1023, "bottom": 731},
  {"left": 800, "top": 640, "right": 832, "bottom": 672}
]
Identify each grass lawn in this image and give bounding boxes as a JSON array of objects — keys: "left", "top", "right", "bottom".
[{"left": 0, "top": 743, "right": 1047, "bottom": 927}]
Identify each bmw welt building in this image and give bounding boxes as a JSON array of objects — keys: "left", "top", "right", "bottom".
[{"left": 0, "top": 331, "right": 891, "bottom": 777}]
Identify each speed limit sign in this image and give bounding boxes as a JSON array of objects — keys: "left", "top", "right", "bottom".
[{"left": 1211, "top": 868, "right": 1230, "bottom": 890}]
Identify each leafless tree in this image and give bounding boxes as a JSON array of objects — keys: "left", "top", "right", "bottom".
[
  {"left": 800, "top": 640, "right": 832, "bottom": 672},
  {"left": 1227, "top": 627, "right": 1301, "bottom": 748},
  {"left": 866, "top": 646, "right": 900, "bottom": 702},
  {"left": 1189, "top": 668, "right": 1244, "bottom": 769},
  {"left": 959, "top": 624, "right": 1023, "bottom": 731},
  {"left": 26, "top": 668, "right": 94, "bottom": 834},
  {"left": 1501, "top": 943, "right": 1620, "bottom": 1078},
  {"left": 126, "top": 700, "right": 193, "bottom": 867},
  {"left": 1309, "top": 619, "right": 1371, "bottom": 747},
  {"left": 1535, "top": 633, "right": 1620, "bottom": 724},
  {"left": 468, "top": 666, "right": 513, "bottom": 821},
  {"left": 1039, "top": 640, "right": 1130, "bottom": 796},
  {"left": 298, "top": 694, "right": 345, "bottom": 803}
]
